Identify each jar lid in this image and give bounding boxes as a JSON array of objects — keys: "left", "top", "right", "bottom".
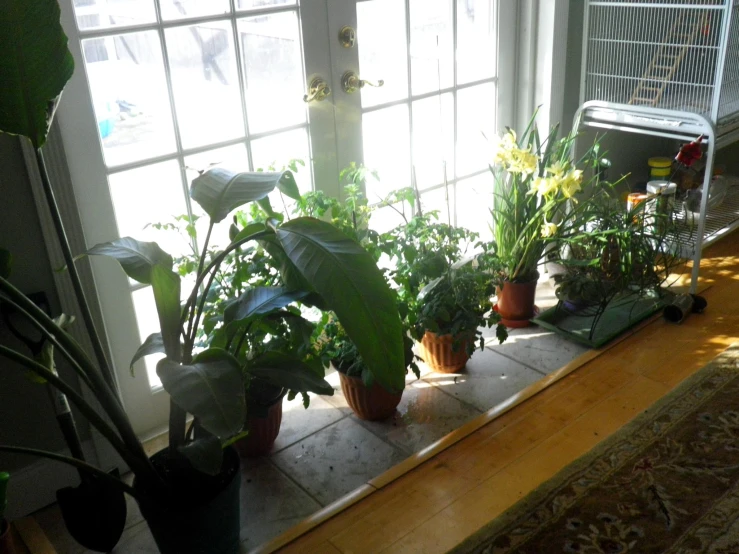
[
  {"left": 648, "top": 157, "right": 672, "bottom": 168},
  {"left": 647, "top": 180, "right": 677, "bottom": 194}
]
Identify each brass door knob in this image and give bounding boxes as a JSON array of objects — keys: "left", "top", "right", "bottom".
[
  {"left": 303, "top": 77, "right": 331, "bottom": 103},
  {"left": 341, "top": 71, "right": 384, "bottom": 94}
]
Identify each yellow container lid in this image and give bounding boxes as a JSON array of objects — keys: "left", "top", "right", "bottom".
[{"left": 648, "top": 157, "right": 672, "bottom": 168}]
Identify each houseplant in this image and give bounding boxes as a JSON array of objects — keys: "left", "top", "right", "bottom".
[
  {"left": 297, "top": 179, "right": 414, "bottom": 419},
  {"left": 380, "top": 211, "right": 507, "bottom": 373},
  {"left": 0, "top": 6, "right": 407, "bottom": 552},
  {"left": 489, "top": 115, "right": 596, "bottom": 327},
  {"left": 153, "top": 213, "right": 332, "bottom": 458}
]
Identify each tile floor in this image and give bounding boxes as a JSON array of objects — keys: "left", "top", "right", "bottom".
[{"left": 36, "top": 278, "right": 591, "bottom": 553}]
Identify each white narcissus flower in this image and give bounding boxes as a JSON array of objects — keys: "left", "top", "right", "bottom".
[
  {"left": 508, "top": 147, "right": 538, "bottom": 176},
  {"left": 540, "top": 222, "right": 558, "bottom": 238},
  {"left": 560, "top": 169, "right": 583, "bottom": 199},
  {"left": 546, "top": 160, "right": 568, "bottom": 177},
  {"left": 492, "top": 129, "right": 517, "bottom": 166},
  {"left": 530, "top": 175, "right": 559, "bottom": 197}
]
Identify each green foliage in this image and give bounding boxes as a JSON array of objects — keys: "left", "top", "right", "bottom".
[
  {"left": 379, "top": 212, "right": 507, "bottom": 353},
  {"left": 551, "top": 181, "right": 682, "bottom": 309},
  {"left": 0, "top": 0, "right": 74, "bottom": 148}
]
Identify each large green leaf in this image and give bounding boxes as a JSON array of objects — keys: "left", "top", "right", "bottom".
[
  {"left": 246, "top": 352, "right": 333, "bottom": 396},
  {"left": 0, "top": 0, "right": 74, "bottom": 148},
  {"left": 190, "top": 169, "right": 291, "bottom": 223},
  {"left": 276, "top": 217, "right": 406, "bottom": 393},
  {"left": 157, "top": 349, "right": 245, "bottom": 439},
  {"left": 129, "top": 333, "right": 164, "bottom": 376},
  {"left": 88, "top": 237, "right": 173, "bottom": 284},
  {"left": 276, "top": 172, "right": 300, "bottom": 201},
  {"left": 257, "top": 235, "right": 316, "bottom": 296},
  {"left": 223, "top": 287, "right": 307, "bottom": 324},
  {"left": 151, "top": 266, "right": 181, "bottom": 360}
]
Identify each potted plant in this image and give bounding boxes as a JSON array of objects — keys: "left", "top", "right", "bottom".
[
  {"left": 316, "top": 316, "right": 419, "bottom": 420},
  {"left": 295, "top": 177, "right": 417, "bottom": 420},
  {"left": 153, "top": 213, "right": 332, "bottom": 458},
  {"left": 381, "top": 210, "right": 508, "bottom": 373},
  {"left": 488, "top": 115, "right": 597, "bottom": 327},
  {"left": 551, "top": 182, "right": 680, "bottom": 320}
]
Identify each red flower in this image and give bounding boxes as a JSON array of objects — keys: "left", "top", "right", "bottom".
[{"left": 675, "top": 135, "right": 704, "bottom": 168}]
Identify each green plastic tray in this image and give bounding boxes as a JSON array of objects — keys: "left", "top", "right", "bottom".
[{"left": 531, "top": 293, "right": 668, "bottom": 348}]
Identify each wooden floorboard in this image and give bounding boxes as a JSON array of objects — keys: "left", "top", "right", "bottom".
[{"left": 278, "top": 233, "right": 739, "bottom": 554}]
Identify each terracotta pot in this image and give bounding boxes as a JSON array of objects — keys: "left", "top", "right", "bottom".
[
  {"left": 495, "top": 278, "right": 538, "bottom": 328},
  {"left": 420, "top": 331, "right": 470, "bottom": 373},
  {"left": 233, "top": 399, "right": 283, "bottom": 458},
  {"left": 339, "top": 373, "right": 402, "bottom": 421},
  {"left": 0, "top": 520, "right": 17, "bottom": 554}
]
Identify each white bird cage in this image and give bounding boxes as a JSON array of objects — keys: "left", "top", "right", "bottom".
[
  {"left": 581, "top": 0, "right": 739, "bottom": 134},
  {"left": 575, "top": 0, "right": 739, "bottom": 294}
]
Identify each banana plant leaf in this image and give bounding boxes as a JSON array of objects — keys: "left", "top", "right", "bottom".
[
  {"left": 190, "top": 169, "right": 292, "bottom": 223},
  {"left": 0, "top": 0, "right": 75, "bottom": 148},
  {"left": 157, "top": 349, "right": 245, "bottom": 440},
  {"left": 276, "top": 218, "right": 406, "bottom": 393}
]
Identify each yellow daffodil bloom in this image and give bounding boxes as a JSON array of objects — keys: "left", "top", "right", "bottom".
[
  {"left": 540, "top": 222, "right": 558, "bottom": 238},
  {"left": 560, "top": 169, "right": 583, "bottom": 199}
]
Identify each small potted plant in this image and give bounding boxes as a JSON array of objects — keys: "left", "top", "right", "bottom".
[
  {"left": 489, "top": 114, "right": 598, "bottom": 327},
  {"left": 379, "top": 208, "right": 507, "bottom": 373},
  {"left": 156, "top": 214, "right": 333, "bottom": 459},
  {"left": 316, "top": 316, "right": 417, "bottom": 420},
  {"left": 414, "top": 256, "right": 507, "bottom": 373}
]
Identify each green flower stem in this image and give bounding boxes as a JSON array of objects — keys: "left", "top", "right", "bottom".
[{"left": 0, "top": 446, "right": 138, "bottom": 499}]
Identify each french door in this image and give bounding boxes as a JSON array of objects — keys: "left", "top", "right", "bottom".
[{"left": 57, "top": 0, "right": 513, "bottom": 437}]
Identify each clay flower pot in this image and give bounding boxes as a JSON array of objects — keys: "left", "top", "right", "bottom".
[
  {"left": 495, "top": 278, "right": 539, "bottom": 328},
  {"left": 339, "top": 373, "right": 402, "bottom": 421},
  {"left": 420, "top": 331, "right": 470, "bottom": 373},
  {"left": 233, "top": 399, "right": 283, "bottom": 458}
]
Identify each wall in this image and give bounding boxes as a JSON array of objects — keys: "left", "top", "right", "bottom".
[{"left": 0, "top": 134, "right": 90, "bottom": 476}]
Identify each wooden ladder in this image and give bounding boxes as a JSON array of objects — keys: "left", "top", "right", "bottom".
[{"left": 629, "top": 10, "right": 708, "bottom": 107}]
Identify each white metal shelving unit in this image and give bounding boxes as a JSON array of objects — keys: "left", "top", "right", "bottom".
[{"left": 574, "top": 0, "right": 739, "bottom": 293}]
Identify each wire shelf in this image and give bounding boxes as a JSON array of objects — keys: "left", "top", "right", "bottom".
[{"left": 671, "top": 178, "right": 739, "bottom": 257}]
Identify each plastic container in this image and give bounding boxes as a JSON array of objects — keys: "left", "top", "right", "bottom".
[
  {"left": 648, "top": 157, "right": 672, "bottom": 180},
  {"left": 684, "top": 175, "right": 728, "bottom": 215}
]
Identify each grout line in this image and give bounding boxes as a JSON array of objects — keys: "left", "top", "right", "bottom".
[
  {"left": 270, "top": 410, "right": 351, "bottom": 455},
  {"left": 263, "top": 457, "right": 326, "bottom": 508},
  {"left": 419, "top": 375, "right": 487, "bottom": 415},
  {"left": 483, "top": 343, "right": 554, "bottom": 376}
]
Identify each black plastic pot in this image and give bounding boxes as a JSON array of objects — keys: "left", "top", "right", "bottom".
[
  {"left": 0, "top": 519, "right": 17, "bottom": 554},
  {"left": 135, "top": 446, "right": 241, "bottom": 554}
]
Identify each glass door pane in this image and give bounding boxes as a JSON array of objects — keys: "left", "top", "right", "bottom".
[{"left": 349, "top": 0, "right": 500, "bottom": 237}]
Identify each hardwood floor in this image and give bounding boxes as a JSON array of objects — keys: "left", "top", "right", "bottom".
[{"left": 274, "top": 232, "right": 739, "bottom": 554}]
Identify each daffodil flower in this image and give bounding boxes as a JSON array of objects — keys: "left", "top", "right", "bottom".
[{"left": 541, "top": 221, "right": 558, "bottom": 238}]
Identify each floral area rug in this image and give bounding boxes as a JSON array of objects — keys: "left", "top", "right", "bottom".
[{"left": 452, "top": 344, "right": 739, "bottom": 554}]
